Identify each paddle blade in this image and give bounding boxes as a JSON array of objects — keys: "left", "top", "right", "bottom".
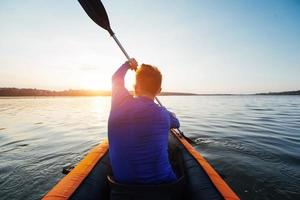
[{"left": 78, "top": 0, "right": 114, "bottom": 36}]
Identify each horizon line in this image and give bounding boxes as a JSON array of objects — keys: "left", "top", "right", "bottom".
[{"left": 0, "top": 87, "right": 300, "bottom": 96}]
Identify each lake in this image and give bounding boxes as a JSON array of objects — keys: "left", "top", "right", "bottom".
[{"left": 0, "top": 96, "right": 299, "bottom": 200}]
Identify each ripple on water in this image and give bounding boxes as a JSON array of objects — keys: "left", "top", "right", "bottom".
[
  {"left": 194, "top": 138, "right": 218, "bottom": 144},
  {"left": 249, "top": 107, "right": 275, "bottom": 112},
  {"left": 1, "top": 139, "right": 28, "bottom": 148},
  {"left": 0, "top": 164, "right": 27, "bottom": 199},
  {"left": 199, "top": 136, "right": 286, "bottom": 168}
]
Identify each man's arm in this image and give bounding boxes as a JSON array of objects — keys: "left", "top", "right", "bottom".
[
  {"left": 168, "top": 111, "right": 180, "bottom": 129},
  {"left": 111, "top": 58, "right": 137, "bottom": 110}
]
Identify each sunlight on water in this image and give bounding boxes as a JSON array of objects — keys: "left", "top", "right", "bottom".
[{"left": 0, "top": 96, "right": 300, "bottom": 200}]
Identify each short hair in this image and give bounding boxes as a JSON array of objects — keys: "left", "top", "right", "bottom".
[{"left": 135, "top": 64, "right": 162, "bottom": 95}]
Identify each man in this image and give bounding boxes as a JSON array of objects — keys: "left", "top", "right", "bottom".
[{"left": 108, "top": 58, "right": 180, "bottom": 185}]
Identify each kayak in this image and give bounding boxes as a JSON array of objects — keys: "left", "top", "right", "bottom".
[{"left": 42, "top": 129, "right": 239, "bottom": 200}]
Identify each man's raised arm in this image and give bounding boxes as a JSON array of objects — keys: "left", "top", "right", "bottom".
[{"left": 111, "top": 58, "right": 137, "bottom": 110}]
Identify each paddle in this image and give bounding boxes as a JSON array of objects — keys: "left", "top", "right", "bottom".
[{"left": 78, "top": 0, "right": 194, "bottom": 144}]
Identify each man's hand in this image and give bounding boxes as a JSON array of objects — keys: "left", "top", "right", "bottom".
[{"left": 126, "top": 58, "right": 138, "bottom": 71}]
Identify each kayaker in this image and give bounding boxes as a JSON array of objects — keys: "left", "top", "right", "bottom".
[{"left": 108, "top": 58, "right": 180, "bottom": 185}]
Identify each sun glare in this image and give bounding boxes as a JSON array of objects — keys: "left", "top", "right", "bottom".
[
  {"left": 80, "top": 71, "right": 136, "bottom": 92},
  {"left": 82, "top": 81, "right": 110, "bottom": 91}
]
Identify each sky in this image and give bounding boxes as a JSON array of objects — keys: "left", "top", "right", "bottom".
[{"left": 0, "top": 0, "right": 299, "bottom": 94}]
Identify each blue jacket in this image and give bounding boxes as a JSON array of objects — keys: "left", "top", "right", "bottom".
[{"left": 108, "top": 62, "right": 180, "bottom": 184}]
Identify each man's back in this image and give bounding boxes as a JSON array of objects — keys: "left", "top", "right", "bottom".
[
  {"left": 108, "top": 61, "right": 179, "bottom": 184},
  {"left": 108, "top": 96, "right": 177, "bottom": 184}
]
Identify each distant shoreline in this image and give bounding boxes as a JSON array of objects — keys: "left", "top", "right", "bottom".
[
  {"left": 0, "top": 88, "right": 299, "bottom": 96},
  {"left": 0, "top": 88, "right": 198, "bottom": 97},
  {"left": 255, "top": 90, "right": 300, "bottom": 95}
]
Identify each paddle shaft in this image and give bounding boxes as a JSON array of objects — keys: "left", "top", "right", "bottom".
[{"left": 111, "top": 35, "right": 130, "bottom": 61}]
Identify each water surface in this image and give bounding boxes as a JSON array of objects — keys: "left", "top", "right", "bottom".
[{"left": 0, "top": 96, "right": 299, "bottom": 199}]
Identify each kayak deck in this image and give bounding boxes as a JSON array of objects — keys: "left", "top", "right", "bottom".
[{"left": 43, "top": 130, "right": 239, "bottom": 200}]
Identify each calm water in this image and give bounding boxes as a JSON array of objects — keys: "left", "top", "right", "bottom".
[{"left": 0, "top": 96, "right": 299, "bottom": 200}]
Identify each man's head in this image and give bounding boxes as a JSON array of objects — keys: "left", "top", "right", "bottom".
[{"left": 134, "top": 64, "right": 162, "bottom": 98}]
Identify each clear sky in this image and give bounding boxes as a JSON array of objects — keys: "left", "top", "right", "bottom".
[{"left": 0, "top": 0, "right": 299, "bottom": 94}]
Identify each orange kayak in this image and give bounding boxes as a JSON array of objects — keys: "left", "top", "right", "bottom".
[{"left": 43, "top": 129, "right": 239, "bottom": 200}]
